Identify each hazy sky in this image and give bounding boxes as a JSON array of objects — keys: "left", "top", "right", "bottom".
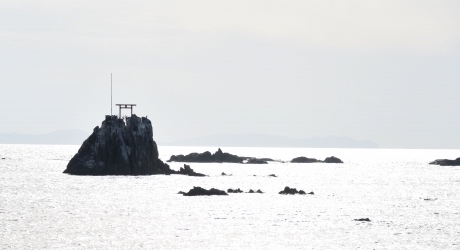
[{"left": 1, "top": 1, "right": 459, "bottom": 148}]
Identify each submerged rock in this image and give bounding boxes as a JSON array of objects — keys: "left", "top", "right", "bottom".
[
  {"left": 429, "top": 158, "right": 460, "bottom": 166},
  {"left": 182, "top": 186, "right": 228, "bottom": 196},
  {"left": 64, "top": 115, "right": 172, "bottom": 175}
]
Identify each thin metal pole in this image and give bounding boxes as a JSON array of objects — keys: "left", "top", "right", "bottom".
[{"left": 111, "top": 73, "right": 113, "bottom": 116}]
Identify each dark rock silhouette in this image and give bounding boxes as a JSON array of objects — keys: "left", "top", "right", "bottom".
[
  {"left": 429, "top": 157, "right": 460, "bottom": 166},
  {"left": 245, "top": 158, "right": 268, "bottom": 164},
  {"left": 168, "top": 148, "right": 243, "bottom": 163},
  {"left": 258, "top": 158, "right": 275, "bottom": 162},
  {"left": 227, "top": 188, "right": 263, "bottom": 193},
  {"left": 64, "top": 115, "right": 172, "bottom": 175},
  {"left": 291, "top": 157, "right": 320, "bottom": 163},
  {"left": 324, "top": 156, "right": 343, "bottom": 163},
  {"left": 168, "top": 148, "right": 272, "bottom": 164},
  {"left": 354, "top": 218, "right": 371, "bottom": 222},
  {"left": 182, "top": 186, "right": 228, "bottom": 196},
  {"left": 179, "top": 164, "right": 206, "bottom": 177},
  {"left": 279, "top": 186, "right": 314, "bottom": 195},
  {"left": 290, "top": 156, "right": 343, "bottom": 163},
  {"left": 227, "top": 188, "right": 244, "bottom": 193}
]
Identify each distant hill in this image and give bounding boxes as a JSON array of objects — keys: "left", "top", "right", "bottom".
[
  {"left": 0, "top": 131, "right": 379, "bottom": 148},
  {"left": 0, "top": 129, "right": 90, "bottom": 145},
  {"left": 161, "top": 133, "right": 379, "bottom": 148}
]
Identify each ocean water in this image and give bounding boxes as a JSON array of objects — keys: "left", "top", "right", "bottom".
[{"left": 1, "top": 144, "right": 460, "bottom": 249}]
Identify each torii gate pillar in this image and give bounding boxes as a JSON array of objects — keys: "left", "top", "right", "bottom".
[{"left": 115, "top": 104, "right": 136, "bottom": 117}]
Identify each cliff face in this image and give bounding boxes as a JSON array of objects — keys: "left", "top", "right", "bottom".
[{"left": 64, "top": 115, "right": 172, "bottom": 175}]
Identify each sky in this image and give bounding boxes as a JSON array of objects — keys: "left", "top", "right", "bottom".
[{"left": 1, "top": 1, "right": 459, "bottom": 149}]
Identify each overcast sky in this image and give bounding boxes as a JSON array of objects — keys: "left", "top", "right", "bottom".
[{"left": 1, "top": 1, "right": 459, "bottom": 149}]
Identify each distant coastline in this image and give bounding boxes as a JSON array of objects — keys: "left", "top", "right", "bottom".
[
  {"left": 161, "top": 133, "right": 379, "bottom": 148},
  {"left": 0, "top": 130, "right": 89, "bottom": 145},
  {"left": 0, "top": 131, "right": 379, "bottom": 148}
]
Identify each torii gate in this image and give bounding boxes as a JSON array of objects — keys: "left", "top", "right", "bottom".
[{"left": 115, "top": 104, "right": 136, "bottom": 117}]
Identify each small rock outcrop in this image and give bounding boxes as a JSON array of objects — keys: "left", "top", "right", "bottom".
[
  {"left": 227, "top": 188, "right": 244, "bottom": 193},
  {"left": 279, "top": 186, "right": 314, "bottom": 195},
  {"left": 245, "top": 158, "right": 268, "bottom": 164},
  {"left": 429, "top": 158, "right": 460, "bottom": 166},
  {"left": 228, "top": 188, "right": 263, "bottom": 193},
  {"left": 179, "top": 164, "right": 206, "bottom": 176},
  {"left": 290, "top": 156, "right": 343, "bottom": 164},
  {"left": 64, "top": 115, "right": 172, "bottom": 175},
  {"left": 291, "top": 157, "right": 320, "bottom": 163},
  {"left": 354, "top": 218, "right": 371, "bottom": 222},
  {"left": 182, "top": 187, "right": 228, "bottom": 196},
  {"left": 324, "top": 156, "right": 344, "bottom": 163},
  {"left": 247, "top": 189, "right": 263, "bottom": 193}
]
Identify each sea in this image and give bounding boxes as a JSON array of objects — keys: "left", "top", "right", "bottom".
[{"left": 1, "top": 144, "right": 460, "bottom": 249}]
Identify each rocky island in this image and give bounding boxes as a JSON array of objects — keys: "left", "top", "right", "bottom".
[
  {"left": 168, "top": 148, "right": 273, "bottom": 164},
  {"left": 64, "top": 115, "right": 203, "bottom": 176}
]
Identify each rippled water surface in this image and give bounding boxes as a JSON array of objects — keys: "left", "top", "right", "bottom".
[{"left": 1, "top": 144, "right": 460, "bottom": 249}]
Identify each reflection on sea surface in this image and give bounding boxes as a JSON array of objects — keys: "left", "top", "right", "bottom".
[{"left": 1, "top": 144, "right": 460, "bottom": 249}]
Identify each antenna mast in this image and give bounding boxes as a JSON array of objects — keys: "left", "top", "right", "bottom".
[{"left": 111, "top": 73, "right": 113, "bottom": 116}]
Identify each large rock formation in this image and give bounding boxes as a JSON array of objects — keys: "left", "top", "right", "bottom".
[
  {"left": 429, "top": 157, "right": 460, "bottom": 166},
  {"left": 64, "top": 115, "right": 172, "bottom": 175}
]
